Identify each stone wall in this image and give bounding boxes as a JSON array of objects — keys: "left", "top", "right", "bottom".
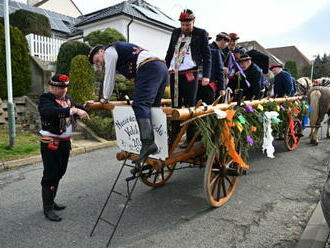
[{"left": 0, "top": 96, "right": 40, "bottom": 131}]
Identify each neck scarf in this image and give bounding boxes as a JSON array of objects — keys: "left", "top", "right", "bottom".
[{"left": 173, "top": 34, "right": 192, "bottom": 107}]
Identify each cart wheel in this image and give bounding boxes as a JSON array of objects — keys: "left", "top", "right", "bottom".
[
  {"left": 140, "top": 163, "right": 176, "bottom": 187},
  {"left": 204, "top": 148, "right": 239, "bottom": 207},
  {"left": 284, "top": 119, "right": 302, "bottom": 151}
]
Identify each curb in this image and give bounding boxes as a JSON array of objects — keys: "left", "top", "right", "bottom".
[
  {"left": 295, "top": 201, "right": 329, "bottom": 248},
  {"left": 0, "top": 140, "right": 117, "bottom": 172}
]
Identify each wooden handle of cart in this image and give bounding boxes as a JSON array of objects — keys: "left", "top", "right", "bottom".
[{"left": 85, "top": 99, "right": 172, "bottom": 111}]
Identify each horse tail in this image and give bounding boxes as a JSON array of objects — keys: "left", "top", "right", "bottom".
[{"left": 309, "top": 89, "right": 321, "bottom": 126}]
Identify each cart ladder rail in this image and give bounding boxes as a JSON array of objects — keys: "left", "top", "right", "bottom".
[{"left": 90, "top": 158, "right": 139, "bottom": 247}]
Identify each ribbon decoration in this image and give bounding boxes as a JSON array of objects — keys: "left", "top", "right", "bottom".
[
  {"left": 221, "top": 110, "right": 249, "bottom": 169},
  {"left": 227, "top": 52, "right": 251, "bottom": 88},
  {"left": 288, "top": 114, "right": 298, "bottom": 149},
  {"left": 262, "top": 111, "right": 279, "bottom": 158}
]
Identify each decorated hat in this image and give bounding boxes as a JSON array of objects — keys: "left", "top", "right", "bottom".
[
  {"left": 179, "top": 9, "right": 195, "bottom": 21},
  {"left": 88, "top": 45, "right": 103, "bottom": 64},
  {"left": 216, "top": 32, "right": 230, "bottom": 41},
  {"left": 49, "top": 74, "right": 70, "bottom": 87},
  {"left": 229, "top": 33, "right": 239, "bottom": 40},
  {"left": 237, "top": 54, "right": 251, "bottom": 62},
  {"left": 269, "top": 63, "right": 283, "bottom": 70}
]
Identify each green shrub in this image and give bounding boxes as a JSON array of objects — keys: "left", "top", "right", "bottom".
[
  {"left": 56, "top": 41, "right": 90, "bottom": 76},
  {"left": 9, "top": 9, "right": 51, "bottom": 37},
  {"left": 0, "top": 23, "right": 31, "bottom": 98},
  {"left": 69, "top": 55, "right": 95, "bottom": 104},
  {"left": 82, "top": 110, "right": 115, "bottom": 140},
  {"left": 84, "top": 28, "right": 126, "bottom": 47},
  {"left": 114, "top": 76, "right": 135, "bottom": 100},
  {"left": 285, "top": 61, "right": 298, "bottom": 78}
]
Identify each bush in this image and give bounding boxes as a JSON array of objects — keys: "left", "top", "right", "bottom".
[
  {"left": 84, "top": 28, "right": 126, "bottom": 47},
  {"left": 82, "top": 110, "right": 115, "bottom": 140},
  {"left": 56, "top": 41, "right": 90, "bottom": 76},
  {"left": 285, "top": 61, "right": 298, "bottom": 78},
  {"left": 0, "top": 23, "right": 31, "bottom": 98},
  {"left": 9, "top": 9, "right": 51, "bottom": 37},
  {"left": 114, "top": 76, "right": 135, "bottom": 100},
  {"left": 69, "top": 55, "right": 95, "bottom": 104}
]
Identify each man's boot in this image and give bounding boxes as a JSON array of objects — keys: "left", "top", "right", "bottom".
[
  {"left": 179, "top": 125, "right": 194, "bottom": 149},
  {"left": 132, "top": 118, "right": 158, "bottom": 166},
  {"left": 53, "top": 183, "right": 66, "bottom": 211},
  {"left": 42, "top": 186, "right": 62, "bottom": 222}
]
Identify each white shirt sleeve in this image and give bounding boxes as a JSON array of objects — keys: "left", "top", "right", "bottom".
[{"left": 103, "top": 47, "right": 118, "bottom": 100}]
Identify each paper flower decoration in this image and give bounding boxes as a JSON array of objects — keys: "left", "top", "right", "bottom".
[
  {"left": 257, "top": 104, "right": 264, "bottom": 111},
  {"left": 246, "top": 136, "right": 254, "bottom": 146},
  {"left": 245, "top": 105, "right": 254, "bottom": 112}
]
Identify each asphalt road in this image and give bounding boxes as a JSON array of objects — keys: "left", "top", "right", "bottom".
[{"left": 1, "top": 135, "right": 330, "bottom": 248}]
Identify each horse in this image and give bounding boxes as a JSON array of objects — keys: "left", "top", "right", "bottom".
[
  {"left": 296, "top": 77, "right": 313, "bottom": 95},
  {"left": 314, "top": 77, "right": 330, "bottom": 87},
  {"left": 308, "top": 86, "right": 330, "bottom": 145}
]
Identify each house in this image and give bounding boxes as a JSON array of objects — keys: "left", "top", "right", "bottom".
[
  {"left": 0, "top": 0, "right": 80, "bottom": 39},
  {"left": 266, "top": 46, "right": 311, "bottom": 72},
  {"left": 75, "top": 0, "right": 178, "bottom": 58},
  {"left": 27, "top": 0, "right": 83, "bottom": 18},
  {"left": 238, "top": 40, "right": 283, "bottom": 65}
]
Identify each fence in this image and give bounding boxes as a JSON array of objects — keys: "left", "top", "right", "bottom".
[{"left": 25, "top": 34, "right": 66, "bottom": 62}]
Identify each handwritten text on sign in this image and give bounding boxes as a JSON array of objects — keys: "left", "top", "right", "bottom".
[{"left": 112, "top": 106, "right": 168, "bottom": 160}]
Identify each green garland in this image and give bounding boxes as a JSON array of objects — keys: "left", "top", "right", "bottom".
[{"left": 194, "top": 99, "right": 309, "bottom": 163}]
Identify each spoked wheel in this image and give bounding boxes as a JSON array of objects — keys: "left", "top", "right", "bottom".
[
  {"left": 204, "top": 148, "right": 240, "bottom": 207},
  {"left": 140, "top": 163, "right": 176, "bottom": 187},
  {"left": 284, "top": 119, "right": 302, "bottom": 151}
]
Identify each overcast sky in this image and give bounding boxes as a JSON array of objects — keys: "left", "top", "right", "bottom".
[{"left": 17, "top": 0, "right": 330, "bottom": 59}]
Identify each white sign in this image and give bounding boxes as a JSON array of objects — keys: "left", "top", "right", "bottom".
[{"left": 112, "top": 106, "right": 168, "bottom": 160}]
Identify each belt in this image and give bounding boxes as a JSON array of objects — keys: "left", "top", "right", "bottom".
[
  {"left": 40, "top": 136, "right": 71, "bottom": 144},
  {"left": 138, "top": 57, "right": 164, "bottom": 69},
  {"left": 169, "top": 69, "right": 199, "bottom": 75}
]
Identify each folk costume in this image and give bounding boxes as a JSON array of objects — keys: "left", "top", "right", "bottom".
[
  {"left": 38, "top": 74, "right": 86, "bottom": 222},
  {"left": 89, "top": 41, "right": 168, "bottom": 166},
  {"left": 165, "top": 9, "right": 211, "bottom": 147},
  {"left": 270, "top": 64, "right": 295, "bottom": 97}
]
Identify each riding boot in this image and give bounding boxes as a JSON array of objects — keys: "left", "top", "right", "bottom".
[
  {"left": 53, "top": 183, "right": 66, "bottom": 211},
  {"left": 132, "top": 118, "right": 158, "bottom": 166},
  {"left": 42, "top": 186, "right": 62, "bottom": 222}
]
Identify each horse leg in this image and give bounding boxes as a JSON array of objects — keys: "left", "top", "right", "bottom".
[{"left": 311, "top": 126, "right": 319, "bottom": 145}]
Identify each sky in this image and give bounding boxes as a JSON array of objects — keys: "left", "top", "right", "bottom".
[{"left": 17, "top": 0, "right": 330, "bottom": 59}]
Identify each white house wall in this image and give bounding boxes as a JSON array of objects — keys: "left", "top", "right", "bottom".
[
  {"left": 81, "top": 16, "right": 173, "bottom": 59},
  {"left": 37, "top": 0, "right": 81, "bottom": 17}
]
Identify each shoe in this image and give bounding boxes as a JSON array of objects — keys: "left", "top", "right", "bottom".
[
  {"left": 54, "top": 202, "right": 66, "bottom": 211},
  {"left": 44, "top": 209, "right": 62, "bottom": 222}
]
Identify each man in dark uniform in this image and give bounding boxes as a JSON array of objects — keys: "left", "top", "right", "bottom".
[
  {"left": 234, "top": 54, "right": 263, "bottom": 100},
  {"left": 270, "top": 64, "right": 294, "bottom": 97},
  {"left": 209, "top": 32, "right": 229, "bottom": 62},
  {"left": 165, "top": 9, "right": 211, "bottom": 148},
  {"left": 89, "top": 41, "right": 168, "bottom": 166},
  {"left": 38, "top": 74, "right": 89, "bottom": 221},
  {"left": 197, "top": 48, "right": 225, "bottom": 104},
  {"left": 223, "top": 33, "right": 246, "bottom": 62}
]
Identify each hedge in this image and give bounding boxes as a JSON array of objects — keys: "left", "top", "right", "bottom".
[
  {"left": 69, "top": 55, "right": 95, "bottom": 104},
  {"left": 9, "top": 9, "right": 51, "bottom": 37},
  {"left": 56, "top": 41, "right": 90, "bottom": 76},
  {"left": 84, "top": 28, "right": 126, "bottom": 47},
  {"left": 0, "top": 23, "right": 31, "bottom": 98}
]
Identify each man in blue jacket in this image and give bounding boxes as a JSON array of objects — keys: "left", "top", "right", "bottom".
[{"left": 270, "top": 64, "right": 294, "bottom": 97}]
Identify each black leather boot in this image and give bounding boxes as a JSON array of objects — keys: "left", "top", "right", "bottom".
[
  {"left": 132, "top": 118, "right": 158, "bottom": 165},
  {"left": 53, "top": 184, "right": 66, "bottom": 211},
  {"left": 42, "top": 186, "right": 62, "bottom": 222}
]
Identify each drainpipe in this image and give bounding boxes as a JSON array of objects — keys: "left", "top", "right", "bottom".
[{"left": 127, "top": 16, "right": 134, "bottom": 42}]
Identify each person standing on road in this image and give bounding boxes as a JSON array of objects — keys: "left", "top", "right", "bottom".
[{"left": 38, "top": 74, "right": 89, "bottom": 222}]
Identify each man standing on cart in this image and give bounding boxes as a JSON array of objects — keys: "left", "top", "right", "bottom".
[
  {"left": 89, "top": 42, "right": 168, "bottom": 168},
  {"left": 165, "top": 9, "right": 211, "bottom": 147}
]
